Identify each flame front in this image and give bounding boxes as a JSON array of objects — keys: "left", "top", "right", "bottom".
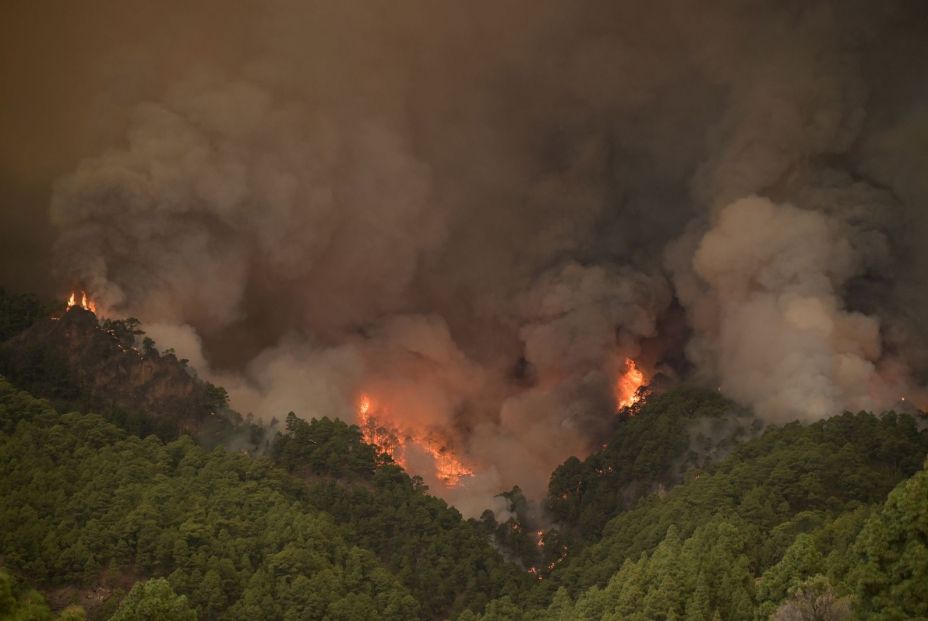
[
  {"left": 419, "top": 441, "right": 474, "bottom": 485},
  {"left": 66, "top": 290, "right": 97, "bottom": 314},
  {"left": 615, "top": 358, "right": 645, "bottom": 410},
  {"left": 357, "top": 395, "right": 405, "bottom": 464},
  {"left": 356, "top": 393, "right": 474, "bottom": 487}
]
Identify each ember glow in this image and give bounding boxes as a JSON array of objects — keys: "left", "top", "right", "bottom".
[
  {"left": 66, "top": 290, "right": 97, "bottom": 314},
  {"left": 615, "top": 358, "right": 645, "bottom": 410},
  {"left": 356, "top": 393, "right": 474, "bottom": 487}
]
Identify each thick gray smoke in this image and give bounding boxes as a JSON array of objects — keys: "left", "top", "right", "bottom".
[
  {"left": 682, "top": 196, "right": 890, "bottom": 421},
  {"left": 37, "top": 0, "right": 928, "bottom": 513}
]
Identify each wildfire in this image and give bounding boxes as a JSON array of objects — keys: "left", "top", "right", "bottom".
[
  {"left": 355, "top": 393, "right": 474, "bottom": 487},
  {"left": 356, "top": 395, "right": 404, "bottom": 462},
  {"left": 528, "top": 531, "right": 568, "bottom": 580},
  {"left": 66, "top": 290, "right": 97, "bottom": 314},
  {"left": 419, "top": 441, "right": 474, "bottom": 485},
  {"left": 615, "top": 357, "right": 645, "bottom": 410}
]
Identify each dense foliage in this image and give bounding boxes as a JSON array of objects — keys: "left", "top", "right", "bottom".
[
  {"left": 474, "top": 487, "right": 560, "bottom": 572},
  {"left": 272, "top": 412, "right": 533, "bottom": 616},
  {"left": 477, "top": 452, "right": 928, "bottom": 621},
  {"left": 853, "top": 456, "right": 928, "bottom": 619},
  {"left": 0, "top": 309, "right": 259, "bottom": 449},
  {"left": 554, "top": 409, "right": 927, "bottom": 592},
  {"left": 464, "top": 398, "right": 928, "bottom": 620},
  {"left": 0, "top": 568, "right": 84, "bottom": 621},
  {"left": 546, "top": 387, "right": 757, "bottom": 546},
  {"left": 0, "top": 378, "right": 526, "bottom": 620},
  {"left": 107, "top": 579, "right": 197, "bottom": 621},
  {"left": 1, "top": 296, "right": 926, "bottom": 621}
]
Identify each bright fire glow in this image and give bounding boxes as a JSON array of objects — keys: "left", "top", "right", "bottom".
[
  {"left": 615, "top": 358, "right": 645, "bottom": 410},
  {"left": 66, "top": 290, "right": 97, "bottom": 314},
  {"left": 356, "top": 393, "right": 474, "bottom": 487}
]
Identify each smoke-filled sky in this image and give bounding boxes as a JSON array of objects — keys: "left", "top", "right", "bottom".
[{"left": 3, "top": 0, "right": 928, "bottom": 514}]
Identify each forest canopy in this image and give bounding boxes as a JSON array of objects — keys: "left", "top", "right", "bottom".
[{"left": 1, "top": 370, "right": 926, "bottom": 620}]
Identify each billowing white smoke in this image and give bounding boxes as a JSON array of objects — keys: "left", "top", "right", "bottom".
[
  {"left": 667, "top": 1, "right": 922, "bottom": 421},
  {"left": 680, "top": 196, "right": 893, "bottom": 421}
]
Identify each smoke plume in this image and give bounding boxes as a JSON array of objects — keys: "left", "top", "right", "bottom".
[
  {"left": 5, "top": 0, "right": 925, "bottom": 513},
  {"left": 686, "top": 196, "right": 890, "bottom": 421}
]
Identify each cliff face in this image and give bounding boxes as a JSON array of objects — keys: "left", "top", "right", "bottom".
[{"left": 0, "top": 307, "right": 223, "bottom": 435}]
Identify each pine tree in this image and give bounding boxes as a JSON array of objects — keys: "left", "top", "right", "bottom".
[
  {"left": 109, "top": 578, "right": 197, "bottom": 621},
  {"left": 686, "top": 573, "right": 711, "bottom": 621},
  {"left": 854, "top": 458, "right": 928, "bottom": 620}
]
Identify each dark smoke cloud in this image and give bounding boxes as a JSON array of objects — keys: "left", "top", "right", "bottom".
[{"left": 4, "top": 0, "right": 928, "bottom": 513}]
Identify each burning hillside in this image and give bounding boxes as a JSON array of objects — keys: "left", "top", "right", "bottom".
[
  {"left": 11, "top": 0, "right": 926, "bottom": 514},
  {"left": 356, "top": 393, "right": 474, "bottom": 487},
  {"left": 615, "top": 358, "right": 645, "bottom": 411},
  {"left": 66, "top": 290, "right": 96, "bottom": 314},
  {"left": 4, "top": 3, "right": 928, "bottom": 619}
]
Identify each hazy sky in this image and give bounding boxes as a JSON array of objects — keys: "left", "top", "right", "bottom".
[{"left": 0, "top": 1, "right": 259, "bottom": 292}]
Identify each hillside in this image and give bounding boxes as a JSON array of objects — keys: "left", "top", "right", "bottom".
[
  {"left": 0, "top": 377, "right": 530, "bottom": 620},
  {"left": 545, "top": 387, "right": 760, "bottom": 546},
  {"left": 466, "top": 409, "right": 928, "bottom": 620},
  {"left": 2, "top": 362, "right": 927, "bottom": 620},
  {"left": 1, "top": 293, "right": 926, "bottom": 620},
  {"left": 0, "top": 301, "right": 247, "bottom": 446},
  {"left": 6, "top": 2, "right": 928, "bottom": 619}
]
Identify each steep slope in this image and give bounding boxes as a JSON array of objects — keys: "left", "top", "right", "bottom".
[
  {"left": 466, "top": 455, "right": 928, "bottom": 621},
  {"left": 0, "top": 307, "right": 230, "bottom": 440},
  {"left": 0, "top": 378, "right": 529, "bottom": 620},
  {"left": 463, "top": 405, "right": 928, "bottom": 620},
  {"left": 552, "top": 410, "right": 928, "bottom": 594},
  {"left": 545, "top": 386, "right": 759, "bottom": 546},
  {"left": 474, "top": 387, "right": 759, "bottom": 577}
]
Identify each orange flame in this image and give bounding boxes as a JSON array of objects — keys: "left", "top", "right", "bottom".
[
  {"left": 66, "top": 290, "right": 97, "bottom": 314},
  {"left": 615, "top": 358, "right": 645, "bottom": 410},
  {"left": 419, "top": 440, "right": 474, "bottom": 485},
  {"left": 357, "top": 394, "right": 405, "bottom": 465},
  {"left": 356, "top": 393, "right": 474, "bottom": 486}
]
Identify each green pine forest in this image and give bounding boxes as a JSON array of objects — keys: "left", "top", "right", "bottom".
[{"left": 1, "top": 289, "right": 926, "bottom": 620}]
